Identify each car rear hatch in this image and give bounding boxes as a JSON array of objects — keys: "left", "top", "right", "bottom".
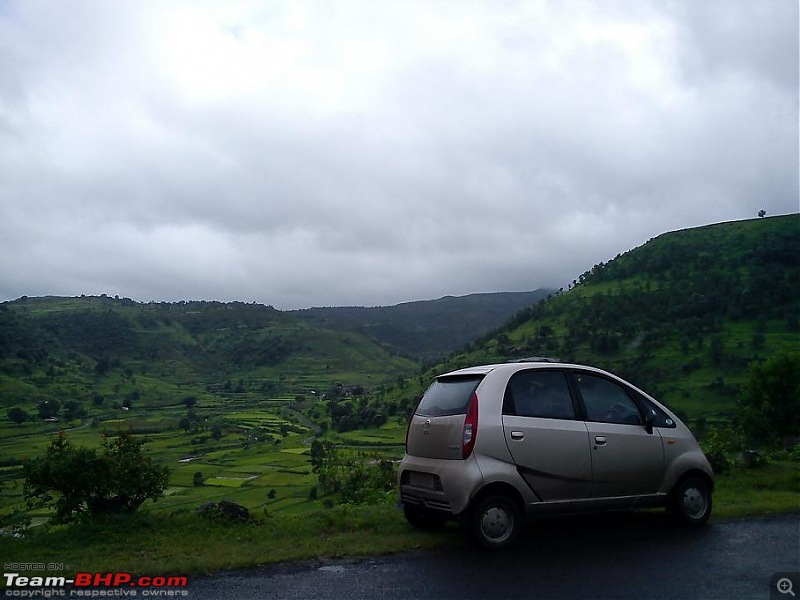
[{"left": 406, "top": 374, "right": 484, "bottom": 460}]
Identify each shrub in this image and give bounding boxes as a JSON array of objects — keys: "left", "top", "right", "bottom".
[
  {"left": 23, "top": 432, "right": 170, "bottom": 523},
  {"left": 702, "top": 426, "right": 738, "bottom": 475},
  {"left": 7, "top": 406, "right": 29, "bottom": 424},
  {"left": 738, "top": 353, "right": 800, "bottom": 445},
  {"left": 309, "top": 440, "right": 396, "bottom": 504},
  {"left": 196, "top": 500, "right": 253, "bottom": 523}
]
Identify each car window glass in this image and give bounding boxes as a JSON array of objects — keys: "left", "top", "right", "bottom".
[
  {"left": 575, "top": 373, "right": 642, "bottom": 425},
  {"left": 504, "top": 370, "right": 575, "bottom": 420},
  {"left": 416, "top": 376, "right": 482, "bottom": 417}
]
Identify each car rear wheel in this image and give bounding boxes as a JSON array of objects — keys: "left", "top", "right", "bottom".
[
  {"left": 670, "top": 476, "right": 712, "bottom": 525},
  {"left": 470, "top": 494, "right": 521, "bottom": 550}
]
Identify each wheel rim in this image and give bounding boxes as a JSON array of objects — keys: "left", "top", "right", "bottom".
[
  {"left": 480, "top": 505, "right": 513, "bottom": 542},
  {"left": 682, "top": 486, "right": 708, "bottom": 520}
]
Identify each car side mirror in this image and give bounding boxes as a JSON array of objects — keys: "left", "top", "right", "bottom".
[{"left": 644, "top": 411, "right": 654, "bottom": 434}]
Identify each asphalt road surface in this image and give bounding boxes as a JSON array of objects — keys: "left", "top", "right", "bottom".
[{"left": 190, "top": 512, "right": 799, "bottom": 600}]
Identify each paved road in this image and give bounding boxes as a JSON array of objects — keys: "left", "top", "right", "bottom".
[{"left": 190, "top": 512, "right": 799, "bottom": 599}]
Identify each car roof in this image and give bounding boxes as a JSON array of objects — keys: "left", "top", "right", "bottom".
[{"left": 439, "top": 361, "right": 598, "bottom": 378}]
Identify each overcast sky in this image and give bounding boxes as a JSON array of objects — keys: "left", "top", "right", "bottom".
[{"left": 0, "top": 1, "right": 797, "bottom": 309}]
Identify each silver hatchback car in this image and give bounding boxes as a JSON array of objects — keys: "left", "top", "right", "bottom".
[{"left": 398, "top": 360, "right": 714, "bottom": 549}]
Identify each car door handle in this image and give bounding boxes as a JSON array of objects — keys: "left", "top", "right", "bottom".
[
  {"left": 510, "top": 431, "right": 524, "bottom": 441},
  {"left": 594, "top": 436, "right": 607, "bottom": 446}
]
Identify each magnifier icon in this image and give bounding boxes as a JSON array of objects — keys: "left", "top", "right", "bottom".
[{"left": 778, "top": 578, "right": 795, "bottom": 596}]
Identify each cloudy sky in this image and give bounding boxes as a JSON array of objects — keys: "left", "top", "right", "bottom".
[{"left": 0, "top": 1, "right": 797, "bottom": 309}]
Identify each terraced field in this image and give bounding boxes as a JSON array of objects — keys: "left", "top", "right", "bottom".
[{"left": 0, "top": 395, "right": 408, "bottom": 523}]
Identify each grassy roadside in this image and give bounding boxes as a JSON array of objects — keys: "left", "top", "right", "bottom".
[
  {"left": 0, "top": 500, "right": 463, "bottom": 577},
  {"left": 1, "top": 460, "right": 797, "bottom": 579},
  {"left": 712, "top": 459, "right": 800, "bottom": 518}
]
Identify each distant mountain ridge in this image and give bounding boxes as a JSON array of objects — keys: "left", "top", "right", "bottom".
[
  {"left": 292, "top": 290, "right": 556, "bottom": 361},
  {"left": 0, "top": 296, "right": 419, "bottom": 409},
  {"left": 0, "top": 289, "right": 554, "bottom": 409}
]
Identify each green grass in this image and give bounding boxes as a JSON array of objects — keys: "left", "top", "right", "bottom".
[
  {"left": 712, "top": 460, "right": 800, "bottom": 518},
  {"left": 204, "top": 477, "right": 253, "bottom": 488}
]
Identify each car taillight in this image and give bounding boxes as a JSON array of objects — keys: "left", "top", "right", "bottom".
[
  {"left": 405, "top": 395, "right": 423, "bottom": 450},
  {"left": 462, "top": 392, "right": 478, "bottom": 459}
]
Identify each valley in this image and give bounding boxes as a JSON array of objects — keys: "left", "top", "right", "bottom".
[{"left": 0, "top": 214, "right": 797, "bottom": 530}]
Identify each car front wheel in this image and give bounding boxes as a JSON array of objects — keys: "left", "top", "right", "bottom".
[
  {"left": 470, "top": 494, "right": 522, "bottom": 550},
  {"left": 670, "top": 476, "right": 712, "bottom": 525}
]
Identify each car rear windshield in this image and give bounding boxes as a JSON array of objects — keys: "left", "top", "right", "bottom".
[{"left": 415, "top": 375, "right": 483, "bottom": 417}]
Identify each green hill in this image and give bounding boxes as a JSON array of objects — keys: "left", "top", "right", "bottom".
[
  {"left": 292, "top": 289, "right": 555, "bottom": 361},
  {"left": 0, "top": 296, "right": 418, "bottom": 413},
  {"left": 426, "top": 214, "right": 799, "bottom": 423}
]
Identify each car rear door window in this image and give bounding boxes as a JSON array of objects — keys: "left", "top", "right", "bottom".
[{"left": 503, "top": 370, "right": 576, "bottom": 420}]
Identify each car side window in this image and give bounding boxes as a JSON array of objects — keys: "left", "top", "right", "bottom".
[
  {"left": 574, "top": 372, "right": 642, "bottom": 425},
  {"left": 503, "top": 370, "right": 576, "bottom": 420}
]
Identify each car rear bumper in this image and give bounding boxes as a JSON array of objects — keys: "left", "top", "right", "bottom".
[{"left": 398, "top": 454, "right": 483, "bottom": 516}]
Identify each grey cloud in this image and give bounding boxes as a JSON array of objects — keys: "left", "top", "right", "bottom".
[
  {"left": 0, "top": 1, "right": 796, "bottom": 309},
  {"left": 673, "top": 0, "right": 799, "bottom": 91}
]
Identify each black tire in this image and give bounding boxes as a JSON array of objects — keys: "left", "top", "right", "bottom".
[
  {"left": 669, "top": 476, "right": 712, "bottom": 526},
  {"left": 403, "top": 503, "right": 446, "bottom": 529},
  {"left": 470, "top": 494, "right": 522, "bottom": 550}
]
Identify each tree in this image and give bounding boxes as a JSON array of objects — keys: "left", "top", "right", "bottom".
[
  {"left": 7, "top": 407, "right": 29, "bottom": 425},
  {"left": 179, "top": 417, "right": 192, "bottom": 433},
  {"left": 210, "top": 423, "right": 223, "bottom": 440},
  {"left": 709, "top": 335, "right": 724, "bottom": 366},
  {"left": 193, "top": 471, "right": 204, "bottom": 486},
  {"left": 123, "top": 390, "right": 140, "bottom": 409},
  {"left": 758, "top": 209, "right": 766, "bottom": 218},
  {"left": 62, "top": 400, "right": 86, "bottom": 422},
  {"left": 738, "top": 353, "right": 800, "bottom": 444},
  {"left": 37, "top": 399, "right": 60, "bottom": 419},
  {"left": 23, "top": 432, "right": 170, "bottom": 523},
  {"left": 94, "top": 357, "right": 110, "bottom": 376},
  {"left": 310, "top": 440, "right": 335, "bottom": 473}
]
